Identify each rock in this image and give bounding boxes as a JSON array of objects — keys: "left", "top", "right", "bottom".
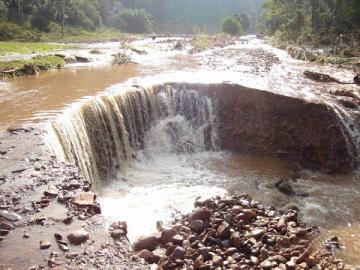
[
  {"left": 279, "top": 203, "right": 299, "bottom": 214},
  {"left": 64, "top": 56, "right": 77, "bottom": 64},
  {"left": 230, "top": 232, "right": 242, "bottom": 248},
  {"left": 286, "top": 257, "right": 297, "bottom": 270},
  {"left": 0, "top": 229, "right": 10, "bottom": 236},
  {"left": 0, "top": 210, "right": 21, "bottom": 221},
  {"left": 63, "top": 216, "right": 73, "bottom": 225},
  {"left": 74, "top": 56, "right": 91, "bottom": 63},
  {"left": 217, "top": 222, "right": 231, "bottom": 238},
  {"left": 354, "top": 74, "right": 360, "bottom": 86},
  {"left": 251, "top": 228, "right": 266, "bottom": 239},
  {"left": 212, "top": 255, "right": 223, "bottom": 266},
  {"left": 0, "top": 221, "right": 12, "bottom": 231},
  {"left": 39, "top": 240, "right": 51, "bottom": 249},
  {"left": 44, "top": 185, "right": 58, "bottom": 197},
  {"left": 160, "top": 228, "right": 177, "bottom": 244},
  {"left": 190, "top": 208, "right": 211, "bottom": 223},
  {"left": 277, "top": 218, "right": 287, "bottom": 231},
  {"left": 278, "top": 181, "right": 294, "bottom": 195},
  {"left": 260, "top": 260, "right": 273, "bottom": 270},
  {"left": 269, "top": 255, "right": 287, "bottom": 264},
  {"left": 73, "top": 192, "right": 95, "bottom": 206},
  {"left": 58, "top": 243, "right": 70, "bottom": 252},
  {"left": 67, "top": 229, "right": 89, "bottom": 245},
  {"left": 190, "top": 220, "right": 205, "bottom": 232},
  {"left": 54, "top": 233, "right": 63, "bottom": 241},
  {"left": 111, "top": 229, "right": 125, "bottom": 239},
  {"left": 138, "top": 249, "right": 160, "bottom": 264},
  {"left": 170, "top": 246, "right": 185, "bottom": 260},
  {"left": 133, "top": 235, "right": 160, "bottom": 252}
]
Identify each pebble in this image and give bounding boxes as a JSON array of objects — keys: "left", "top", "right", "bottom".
[
  {"left": 39, "top": 240, "right": 51, "bottom": 249},
  {"left": 67, "top": 229, "right": 89, "bottom": 245}
]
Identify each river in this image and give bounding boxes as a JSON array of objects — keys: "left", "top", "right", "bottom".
[{"left": 0, "top": 36, "right": 359, "bottom": 266}]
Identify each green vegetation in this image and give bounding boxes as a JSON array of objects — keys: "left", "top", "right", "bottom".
[
  {"left": 117, "top": 9, "right": 153, "bottom": 34},
  {"left": 259, "top": 0, "right": 360, "bottom": 43},
  {"left": 190, "top": 33, "right": 233, "bottom": 52},
  {"left": 191, "top": 35, "right": 214, "bottom": 51},
  {"left": 0, "top": 0, "right": 263, "bottom": 41},
  {"left": 221, "top": 17, "right": 244, "bottom": 36},
  {"left": 0, "top": 41, "right": 68, "bottom": 55},
  {"left": 0, "top": 55, "right": 65, "bottom": 76}
]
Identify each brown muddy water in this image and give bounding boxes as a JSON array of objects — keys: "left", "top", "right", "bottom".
[{"left": 0, "top": 37, "right": 359, "bottom": 267}]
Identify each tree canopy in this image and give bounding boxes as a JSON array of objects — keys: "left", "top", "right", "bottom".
[
  {"left": 259, "top": 0, "right": 360, "bottom": 42},
  {"left": 0, "top": 0, "right": 263, "bottom": 39}
]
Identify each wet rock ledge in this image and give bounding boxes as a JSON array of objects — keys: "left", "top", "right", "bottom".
[{"left": 134, "top": 195, "right": 352, "bottom": 270}]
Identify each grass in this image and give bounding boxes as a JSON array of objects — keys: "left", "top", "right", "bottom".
[
  {"left": 0, "top": 55, "right": 65, "bottom": 76},
  {"left": 0, "top": 41, "right": 69, "bottom": 55},
  {"left": 40, "top": 26, "right": 127, "bottom": 43}
]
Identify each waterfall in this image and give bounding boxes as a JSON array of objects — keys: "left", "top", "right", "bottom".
[{"left": 46, "top": 83, "right": 218, "bottom": 186}]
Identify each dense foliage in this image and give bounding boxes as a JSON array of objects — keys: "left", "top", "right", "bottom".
[
  {"left": 221, "top": 17, "right": 243, "bottom": 36},
  {"left": 0, "top": 0, "right": 263, "bottom": 40},
  {"left": 259, "top": 0, "right": 360, "bottom": 43}
]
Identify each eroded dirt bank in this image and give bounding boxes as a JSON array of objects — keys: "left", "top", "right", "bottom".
[{"left": 203, "top": 83, "right": 354, "bottom": 173}]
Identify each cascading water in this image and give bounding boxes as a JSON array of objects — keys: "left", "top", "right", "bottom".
[
  {"left": 46, "top": 83, "right": 218, "bottom": 186},
  {"left": 46, "top": 82, "right": 360, "bottom": 263}
]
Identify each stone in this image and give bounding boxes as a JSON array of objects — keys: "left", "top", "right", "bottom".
[
  {"left": 160, "top": 228, "right": 177, "bottom": 244},
  {"left": 111, "top": 229, "right": 125, "bottom": 239},
  {"left": 260, "top": 260, "right": 273, "bottom": 270},
  {"left": 212, "top": 255, "right": 223, "bottom": 266},
  {"left": 133, "top": 235, "right": 160, "bottom": 252},
  {"left": 190, "top": 220, "right": 205, "bottom": 232},
  {"left": 67, "top": 229, "right": 89, "bottom": 245},
  {"left": 58, "top": 243, "right": 70, "bottom": 252},
  {"left": 39, "top": 240, "right": 51, "bottom": 249},
  {"left": 230, "top": 232, "right": 242, "bottom": 248},
  {"left": 277, "top": 218, "right": 287, "bottom": 231},
  {"left": 171, "top": 246, "right": 185, "bottom": 260},
  {"left": 0, "top": 221, "right": 12, "bottom": 231},
  {"left": 44, "top": 185, "right": 58, "bottom": 197},
  {"left": 286, "top": 257, "right": 297, "bottom": 270},
  {"left": 54, "top": 233, "right": 63, "bottom": 241},
  {"left": 354, "top": 74, "right": 360, "bottom": 86},
  {"left": 0, "top": 210, "right": 21, "bottom": 221},
  {"left": 217, "top": 222, "right": 231, "bottom": 238},
  {"left": 279, "top": 203, "right": 299, "bottom": 214},
  {"left": 73, "top": 192, "right": 95, "bottom": 206},
  {"left": 251, "top": 228, "right": 266, "bottom": 239},
  {"left": 0, "top": 229, "right": 9, "bottom": 236},
  {"left": 190, "top": 208, "right": 211, "bottom": 223},
  {"left": 138, "top": 249, "right": 160, "bottom": 264},
  {"left": 278, "top": 181, "right": 294, "bottom": 195},
  {"left": 268, "top": 255, "right": 287, "bottom": 264},
  {"left": 75, "top": 56, "right": 91, "bottom": 63}
]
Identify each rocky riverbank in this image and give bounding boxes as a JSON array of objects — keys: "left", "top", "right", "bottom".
[
  {"left": 133, "top": 195, "right": 353, "bottom": 270},
  {"left": 0, "top": 126, "right": 146, "bottom": 269}
]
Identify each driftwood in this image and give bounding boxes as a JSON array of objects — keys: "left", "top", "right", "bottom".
[{"left": 303, "top": 70, "right": 354, "bottom": 84}]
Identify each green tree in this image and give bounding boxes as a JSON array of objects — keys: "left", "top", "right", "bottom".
[
  {"left": 117, "top": 9, "right": 153, "bottom": 33},
  {"left": 221, "top": 16, "right": 243, "bottom": 36}
]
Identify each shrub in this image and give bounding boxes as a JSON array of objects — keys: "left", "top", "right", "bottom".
[
  {"left": 118, "top": 9, "right": 153, "bottom": 34},
  {"left": 221, "top": 16, "right": 243, "bottom": 36},
  {"left": 0, "top": 22, "right": 41, "bottom": 41}
]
